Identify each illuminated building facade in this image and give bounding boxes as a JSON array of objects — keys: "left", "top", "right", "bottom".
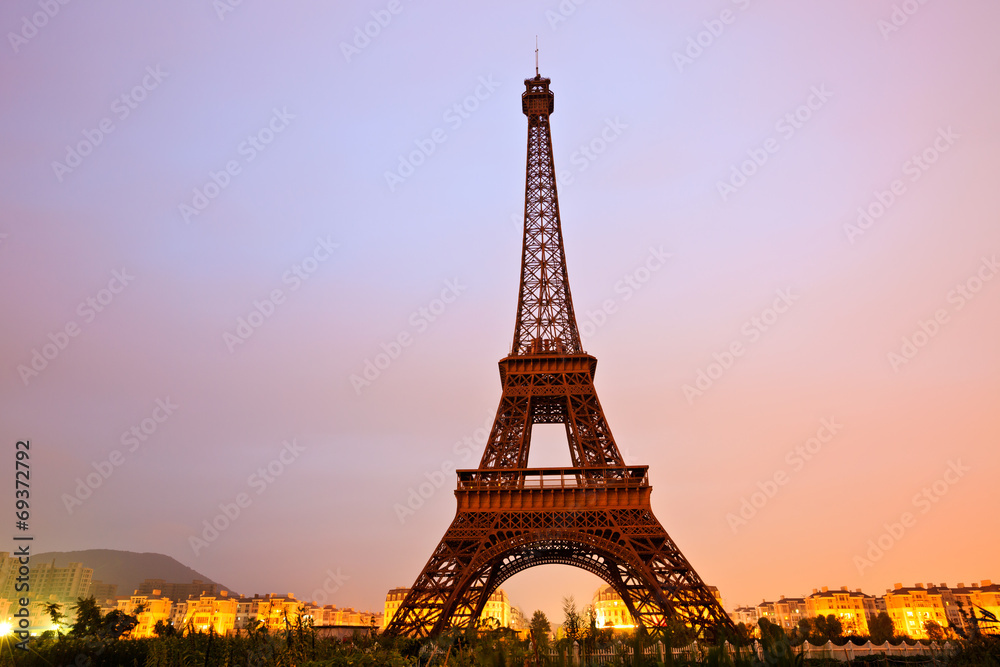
[
  {"left": 944, "top": 580, "right": 999, "bottom": 634},
  {"left": 383, "top": 589, "right": 409, "bottom": 630},
  {"left": 0, "top": 553, "right": 95, "bottom": 631},
  {"left": 316, "top": 605, "right": 380, "bottom": 627},
  {"left": 180, "top": 594, "right": 238, "bottom": 635},
  {"left": 731, "top": 606, "right": 758, "bottom": 627},
  {"left": 883, "top": 580, "right": 1000, "bottom": 637},
  {"left": 89, "top": 580, "right": 118, "bottom": 605},
  {"left": 0, "top": 553, "right": 93, "bottom": 604},
  {"left": 884, "top": 583, "right": 949, "bottom": 639},
  {"left": 228, "top": 594, "right": 382, "bottom": 634},
  {"left": 253, "top": 595, "right": 304, "bottom": 632},
  {"left": 806, "top": 587, "right": 870, "bottom": 636},
  {"left": 592, "top": 585, "right": 635, "bottom": 628},
  {"left": 116, "top": 592, "right": 172, "bottom": 638},
  {"left": 755, "top": 596, "right": 805, "bottom": 631},
  {"left": 383, "top": 588, "right": 511, "bottom": 629},
  {"left": 481, "top": 589, "right": 511, "bottom": 628}
]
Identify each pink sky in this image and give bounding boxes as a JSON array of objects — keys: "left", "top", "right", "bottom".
[{"left": 2, "top": 1, "right": 998, "bottom": 623}]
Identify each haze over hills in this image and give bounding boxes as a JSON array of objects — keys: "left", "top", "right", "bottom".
[{"left": 34, "top": 549, "right": 234, "bottom": 597}]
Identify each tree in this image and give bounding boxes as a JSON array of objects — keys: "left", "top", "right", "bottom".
[
  {"left": 812, "top": 614, "right": 829, "bottom": 641},
  {"left": 100, "top": 609, "right": 139, "bottom": 639},
  {"left": 758, "top": 617, "right": 785, "bottom": 642},
  {"left": 797, "top": 617, "right": 812, "bottom": 640},
  {"left": 153, "top": 619, "right": 177, "bottom": 637},
  {"left": 826, "top": 614, "right": 844, "bottom": 640},
  {"left": 735, "top": 621, "right": 756, "bottom": 643},
  {"left": 582, "top": 604, "right": 610, "bottom": 650},
  {"left": 71, "top": 596, "right": 103, "bottom": 636},
  {"left": 757, "top": 618, "right": 793, "bottom": 663},
  {"left": 806, "top": 614, "right": 843, "bottom": 643},
  {"left": 925, "top": 620, "right": 946, "bottom": 642},
  {"left": 529, "top": 610, "right": 551, "bottom": 650},
  {"left": 40, "top": 602, "right": 65, "bottom": 629},
  {"left": 868, "top": 612, "right": 895, "bottom": 644},
  {"left": 561, "top": 596, "right": 582, "bottom": 642}
]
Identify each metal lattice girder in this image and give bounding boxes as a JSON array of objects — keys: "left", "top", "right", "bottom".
[
  {"left": 477, "top": 355, "right": 624, "bottom": 471},
  {"left": 383, "top": 72, "right": 733, "bottom": 643},
  {"left": 511, "top": 75, "right": 581, "bottom": 357}
]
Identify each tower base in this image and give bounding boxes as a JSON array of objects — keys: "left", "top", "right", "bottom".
[{"left": 383, "top": 467, "right": 734, "bottom": 640}]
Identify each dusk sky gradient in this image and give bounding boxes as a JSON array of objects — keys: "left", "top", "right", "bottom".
[{"left": 2, "top": 1, "right": 999, "bottom": 623}]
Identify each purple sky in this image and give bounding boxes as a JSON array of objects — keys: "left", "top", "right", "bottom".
[{"left": 2, "top": 1, "right": 999, "bottom": 623}]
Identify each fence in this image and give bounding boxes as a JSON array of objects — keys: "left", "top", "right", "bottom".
[{"left": 546, "top": 639, "right": 953, "bottom": 665}]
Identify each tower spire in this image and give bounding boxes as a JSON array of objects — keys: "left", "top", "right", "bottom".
[
  {"left": 535, "top": 36, "right": 539, "bottom": 77},
  {"left": 511, "top": 72, "right": 581, "bottom": 356}
]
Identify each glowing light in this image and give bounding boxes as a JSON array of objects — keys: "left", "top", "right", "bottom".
[{"left": 0, "top": 622, "right": 12, "bottom": 636}]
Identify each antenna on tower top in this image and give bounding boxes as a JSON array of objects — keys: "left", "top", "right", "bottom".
[{"left": 535, "top": 36, "right": 539, "bottom": 76}]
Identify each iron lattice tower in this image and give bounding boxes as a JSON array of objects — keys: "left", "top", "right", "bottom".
[{"left": 383, "top": 72, "right": 734, "bottom": 641}]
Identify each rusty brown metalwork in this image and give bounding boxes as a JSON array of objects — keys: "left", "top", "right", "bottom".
[{"left": 383, "top": 73, "right": 734, "bottom": 642}]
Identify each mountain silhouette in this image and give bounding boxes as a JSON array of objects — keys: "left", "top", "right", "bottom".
[{"left": 33, "top": 549, "right": 233, "bottom": 597}]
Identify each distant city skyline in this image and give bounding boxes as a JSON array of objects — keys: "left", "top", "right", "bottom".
[{"left": 2, "top": 1, "right": 999, "bottom": 627}]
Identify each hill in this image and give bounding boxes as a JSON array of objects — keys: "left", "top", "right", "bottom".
[{"left": 33, "top": 549, "right": 234, "bottom": 597}]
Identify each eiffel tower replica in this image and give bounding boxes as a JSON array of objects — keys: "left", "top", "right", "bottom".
[{"left": 384, "top": 66, "right": 735, "bottom": 641}]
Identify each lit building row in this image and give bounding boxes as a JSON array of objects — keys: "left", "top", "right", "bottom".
[
  {"left": 0, "top": 588, "right": 382, "bottom": 638},
  {"left": 383, "top": 588, "right": 515, "bottom": 630},
  {"left": 737, "top": 587, "right": 882, "bottom": 636},
  {"left": 0, "top": 550, "right": 383, "bottom": 639},
  {"left": 731, "top": 580, "right": 999, "bottom": 640},
  {"left": 884, "top": 581, "right": 999, "bottom": 639},
  {"left": 110, "top": 590, "right": 383, "bottom": 638}
]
